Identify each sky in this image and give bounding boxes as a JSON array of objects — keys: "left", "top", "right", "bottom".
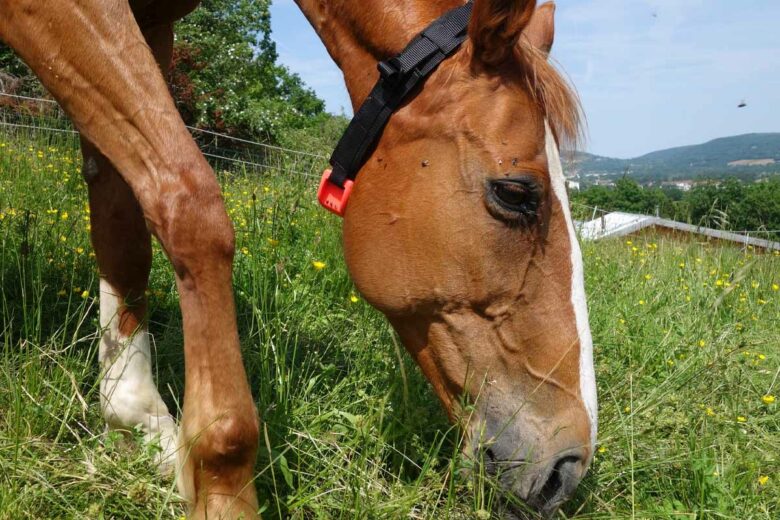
[{"left": 269, "top": 1, "right": 780, "bottom": 159}]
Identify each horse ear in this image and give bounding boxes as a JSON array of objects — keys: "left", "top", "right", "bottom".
[
  {"left": 469, "top": 0, "right": 537, "bottom": 68},
  {"left": 523, "top": 1, "right": 555, "bottom": 57}
]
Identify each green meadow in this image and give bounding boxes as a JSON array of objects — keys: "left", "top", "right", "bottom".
[{"left": 0, "top": 125, "right": 778, "bottom": 519}]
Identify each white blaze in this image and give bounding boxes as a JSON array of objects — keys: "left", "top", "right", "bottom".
[
  {"left": 544, "top": 124, "right": 598, "bottom": 450},
  {"left": 99, "top": 279, "right": 178, "bottom": 471}
]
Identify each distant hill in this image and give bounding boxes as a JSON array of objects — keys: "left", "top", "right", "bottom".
[{"left": 566, "top": 133, "right": 780, "bottom": 182}]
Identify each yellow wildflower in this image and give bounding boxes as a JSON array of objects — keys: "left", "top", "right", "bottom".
[
  {"left": 772, "top": 284, "right": 779, "bottom": 292},
  {"left": 267, "top": 238, "right": 279, "bottom": 247},
  {"left": 762, "top": 395, "right": 776, "bottom": 405},
  {"left": 644, "top": 274, "right": 652, "bottom": 280},
  {"left": 639, "top": 299, "right": 646, "bottom": 305},
  {"left": 312, "top": 261, "right": 326, "bottom": 270},
  {"left": 751, "top": 281, "right": 760, "bottom": 289},
  {"left": 57, "top": 289, "right": 67, "bottom": 297},
  {"left": 80, "top": 290, "right": 90, "bottom": 299},
  {"left": 705, "top": 407, "right": 716, "bottom": 417},
  {"left": 736, "top": 416, "right": 747, "bottom": 423},
  {"left": 698, "top": 340, "right": 706, "bottom": 348},
  {"left": 758, "top": 476, "right": 769, "bottom": 486},
  {"left": 597, "top": 446, "right": 607, "bottom": 454},
  {"left": 350, "top": 295, "right": 359, "bottom": 303}
]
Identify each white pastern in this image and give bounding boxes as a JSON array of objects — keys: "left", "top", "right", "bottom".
[
  {"left": 99, "top": 279, "right": 178, "bottom": 472},
  {"left": 544, "top": 124, "right": 599, "bottom": 451}
]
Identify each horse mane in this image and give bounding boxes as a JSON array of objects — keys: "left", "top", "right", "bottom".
[{"left": 514, "top": 39, "right": 583, "bottom": 151}]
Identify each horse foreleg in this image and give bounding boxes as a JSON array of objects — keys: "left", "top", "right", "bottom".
[
  {"left": 82, "top": 138, "right": 178, "bottom": 472},
  {"left": 0, "top": 3, "right": 259, "bottom": 518}
]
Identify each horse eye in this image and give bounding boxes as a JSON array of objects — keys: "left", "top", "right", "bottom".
[{"left": 485, "top": 178, "right": 541, "bottom": 224}]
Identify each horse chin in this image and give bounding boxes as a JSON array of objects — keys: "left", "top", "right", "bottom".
[
  {"left": 497, "top": 500, "right": 559, "bottom": 520},
  {"left": 491, "top": 474, "right": 571, "bottom": 520}
]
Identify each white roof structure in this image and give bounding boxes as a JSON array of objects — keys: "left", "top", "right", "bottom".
[{"left": 577, "top": 212, "right": 780, "bottom": 251}]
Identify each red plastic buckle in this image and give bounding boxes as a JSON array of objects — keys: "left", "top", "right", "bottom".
[{"left": 317, "top": 169, "right": 354, "bottom": 217}]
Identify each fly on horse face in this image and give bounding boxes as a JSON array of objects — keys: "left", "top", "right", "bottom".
[{"left": 0, "top": 0, "right": 597, "bottom": 518}]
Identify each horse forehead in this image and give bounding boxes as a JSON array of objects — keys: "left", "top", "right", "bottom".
[{"left": 408, "top": 65, "right": 542, "bottom": 134}]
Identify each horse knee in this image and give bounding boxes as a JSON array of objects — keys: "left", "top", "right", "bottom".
[{"left": 155, "top": 171, "right": 235, "bottom": 279}]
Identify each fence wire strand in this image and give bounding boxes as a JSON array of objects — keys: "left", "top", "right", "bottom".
[{"left": 0, "top": 92, "right": 326, "bottom": 181}]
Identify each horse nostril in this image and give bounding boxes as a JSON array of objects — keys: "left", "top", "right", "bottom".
[
  {"left": 485, "top": 448, "right": 496, "bottom": 462},
  {"left": 483, "top": 447, "right": 499, "bottom": 475},
  {"left": 537, "top": 456, "right": 582, "bottom": 509}
]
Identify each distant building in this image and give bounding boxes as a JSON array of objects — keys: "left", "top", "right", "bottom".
[
  {"left": 566, "top": 180, "right": 581, "bottom": 191},
  {"left": 661, "top": 180, "right": 694, "bottom": 191},
  {"left": 576, "top": 212, "right": 780, "bottom": 251}
]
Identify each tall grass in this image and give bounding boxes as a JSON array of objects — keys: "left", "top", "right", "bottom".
[{"left": 0, "top": 125, "right": 778, "bottom": 519}]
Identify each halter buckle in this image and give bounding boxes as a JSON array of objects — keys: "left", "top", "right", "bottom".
[{"left": 317, "top": 169, "right": 354, "bottom": 217}]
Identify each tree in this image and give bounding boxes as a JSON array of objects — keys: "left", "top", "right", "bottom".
[
  {"left": 172, "top": 0, "right": 326, "bottom": 143},
  {"left": 740, "top": 179, "right": 780, "bottom": 231},
  {"left": 574, "top": 176, "right": 780, "bottom": 238},
  {"left": 2, "top": 1, "right": 329, "bottom": 144},
  {"left": 0, "top": 44, "right": 28, "bottom": 78},
  {"left": 0, "top": 43, "right": 46, "bottom": 96}
]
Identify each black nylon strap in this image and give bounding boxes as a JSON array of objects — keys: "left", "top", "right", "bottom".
[{"left": 328, "top": 1, "right": 473, "bottom": 188}]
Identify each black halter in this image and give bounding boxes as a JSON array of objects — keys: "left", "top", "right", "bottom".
[{"left": 317, "top": 1, "right": 474, "bottom": 216}]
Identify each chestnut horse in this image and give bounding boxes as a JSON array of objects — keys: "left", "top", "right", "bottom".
[{"left": 0, "top": 0, "right": 597, "bottom": 517}]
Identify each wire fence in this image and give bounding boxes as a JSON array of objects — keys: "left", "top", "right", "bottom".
[
  {"left": 0, "top": 92, "right": 327, "bottom": 181},
  {"left": 2, "top": 92, "right": 778, "bottom": 242}
]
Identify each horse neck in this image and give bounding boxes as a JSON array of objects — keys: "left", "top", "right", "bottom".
[{"left": 294, "top": 0, "right": 463, "bottom": 108}]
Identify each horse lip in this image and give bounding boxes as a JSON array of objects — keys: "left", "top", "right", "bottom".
[{"left": 486, "top": 457, "right": 533, "bottom": 478}]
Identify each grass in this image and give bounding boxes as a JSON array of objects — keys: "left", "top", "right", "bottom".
[{"left": 0, "top": 125, "right": 778, "bottom": 519}]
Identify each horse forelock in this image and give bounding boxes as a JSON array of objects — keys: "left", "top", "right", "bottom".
[{"left": 515, "top": 40, "right": 583, "bottom": 153}]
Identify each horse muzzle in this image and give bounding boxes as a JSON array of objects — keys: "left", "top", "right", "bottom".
[{"left": 470, "top": 411, "right": 591, "bottom": 519}]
